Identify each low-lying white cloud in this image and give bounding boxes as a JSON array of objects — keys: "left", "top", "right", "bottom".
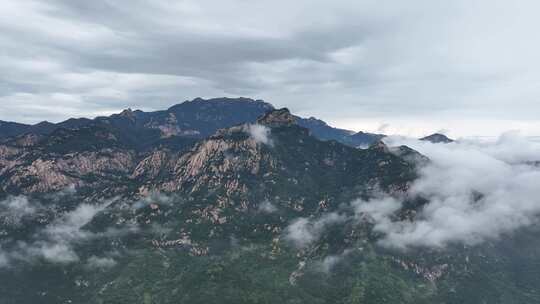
[
  {"left": 24, "top": 203, "right": 106, "bottom": 263},
  {"left": 258, "top": 200, "right": 278, "bottom": 213},
  {"left": 132, "top": 192, "right": 174, "bottom": 210},
  {"left": 86, "top": 255, "right": 117, "bottom": 269},
  {"left": 24, "top": 243, "right": 79, "bottom": 264},
  {"left": 1, "top": 202, "right": 110, "bottom": 266},
  {"left": 0, "top": 196, "right": 38, "bottom": 227},
  {"left": 247, "top": 124, "right": 273, "bottom": 146},
  {"left": 315, "top": 249, "right": 352, "bottom": 273},
  {"left": 355, "top": 132, "right": 540, "bottom": 249},
  {"left": 0, "top": 252, "right": 8, "bottom": 268},
  {"left": 285, "top": 212, "right": 346, "bottom": 248}
]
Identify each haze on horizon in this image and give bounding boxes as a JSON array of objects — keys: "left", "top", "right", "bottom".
[{"left": 1, "top": 0, "right": 539, "bottom": 138}]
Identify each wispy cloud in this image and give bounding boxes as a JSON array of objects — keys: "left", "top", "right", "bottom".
[
  {"left": 247, "top": 124, "right": 273, "bottom": 146},
  {"left": 315, "top": 249, "right": 352, "bottom": 273},
  {"left": 284, "top": 212, "right": 346, "bottom": 248},
  {"left": 132, "top": 192, "right": 175, "bottom": 210},
  {"left": 0, "top": 196, "right": 131, "bottom": 267},
  {"left": 9, "top": 203, "right": 108, "bottom": 264},
  {"left": 85, "top": 255, "right": 117, "bottom": 269},
  {"left": 0, "top": 196, "right": 39, "bottom": 227},
  {"left": 258, "top": 199, "right": 278, "bottom": 213}
]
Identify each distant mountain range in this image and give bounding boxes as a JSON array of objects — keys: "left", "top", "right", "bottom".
[
  {"left": 0, "top": 97, "right": 384, "bottom": 149},
  {"left": 420, "top": 133, "right": 454, "bottom": 143}
]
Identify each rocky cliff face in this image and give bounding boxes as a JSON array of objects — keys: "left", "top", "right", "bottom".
[
  {"left": 136, "top": 109, "right": 412, "bottom": 192},
  {"left": 0, "top": 126, "right": 138, "bottom": 195},
  {"left": 0, "top": 108, "right": 416, "bottom": 208}
]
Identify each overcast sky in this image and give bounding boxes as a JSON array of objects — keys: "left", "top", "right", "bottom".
[{"left": 1, "top": 0, "right": 539, "bottom": 137}]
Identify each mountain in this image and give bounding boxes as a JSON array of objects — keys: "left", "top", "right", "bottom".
[
  {"left": 0, "top": 120, "right": 57, "bottom": 139},
  {"left": 0, "top": 108, "right": 412, "bottom": 198},
  {"left": 0, "top": 108, "right": 424, "bottom": 303},
  {"left": 133, "top": 108, "right": 415, "bottom": 207},
  {"left": 0, "top": 121, "right": 30, "bottom": 138},
  {"left": 2, "top": 104, "right": 539, "bottom": 304},
  {"left": 420, "top": 133, "right": 454, "bottom": 143},
  {"left": 296, "top": 117, "right": 385, "bottom": 147},
  {"left": 0, "top": 97, "right": 383, "bottom": 148}
]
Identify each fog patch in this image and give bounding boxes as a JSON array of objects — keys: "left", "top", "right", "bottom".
[
  {"left": 0, "top": 196, "right": 38, "bottom": 227},
  {"left": 0, "top": 252, "right": 8, "bottom": 267},
  {"left": 133, "top": 192, "right": 175, "bottom": 210},
  {"left": 284, "top": 213, "right": 346, "bottom": 248},
  {"left": 26, "top": 203, "right": 106, "bottom": 263},
  {"left": 258, "top": 200, "right": 278, "bottom": 213},
  {"left": 1, "top": 201, "right": 112, "bottom": 266},
  {"left": 315, "top": 249, "right": 353, "bottom": 274},
  {"left": 86, "top": 255, "right": 117, "bottom": 269},
  {"left": 23, "top": 243, "right": 79, "bottom": 263},
  {"left": 247, "top": 124, "right": 273, "bottom": 146},
  {"left": 356, "top": 133, "right": 540, "bottom": 249}
]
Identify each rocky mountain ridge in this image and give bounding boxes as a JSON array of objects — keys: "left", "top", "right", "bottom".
[
  {"left": 0, "top": 108, "right": 416, "bottom": 200},
  {"left": 0, "top": 97, "right": 383, "bottom": 149}
]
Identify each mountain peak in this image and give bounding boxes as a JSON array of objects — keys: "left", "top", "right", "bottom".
[
  {"left": 118, "top": 108, "right": 136, "bottom": 120},
  {"left": 256, "top": 108, "right": 296, "bottom": 127},
  {"left": 368, "top": 139, "right": 389, "bottom": 153},
  {"left": 188, "top": 96, "right": 267, "bottom": 104},
  {"left": 304, "top": 116, "right": 328, "bottom": 126},
  {"left": 420, "top": 133, "right": 454, "bottom": 143}
]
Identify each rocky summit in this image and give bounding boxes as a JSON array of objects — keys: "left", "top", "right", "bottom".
[{"left": 420, "top": 133, "right": 454, "bottom": 144}]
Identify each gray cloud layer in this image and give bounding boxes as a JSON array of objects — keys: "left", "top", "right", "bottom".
[{"left": 1, "top": 0, "right": 540, "bottom": 135}]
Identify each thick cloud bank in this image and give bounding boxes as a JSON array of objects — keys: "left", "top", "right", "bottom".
[{"left": 356, "top": 133, "right": 540, "bottom": 249}]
